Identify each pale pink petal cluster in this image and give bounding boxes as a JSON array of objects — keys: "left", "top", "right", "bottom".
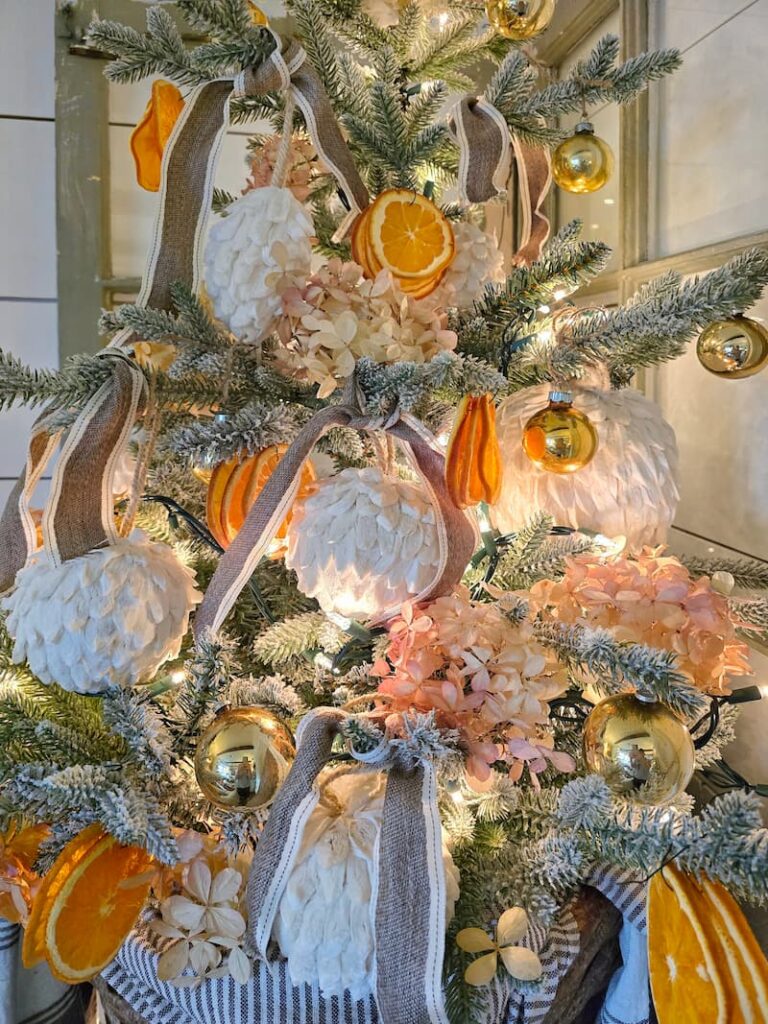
[
  {"left": 244, "top": 133, "right": 317, "bottom": 203},
  {"left": 275, "top": 260, "right": 457, "bottom": 398},
  {"left": 372, "top": 587, "right": 570, "bottom": 785},
  {"left": 529, "top": 547, "right": 752, "bottom": 695}
]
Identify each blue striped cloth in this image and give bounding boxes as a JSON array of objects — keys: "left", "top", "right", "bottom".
[{"left": 0, "top": 922, "right": 89, "bottom": 1024}]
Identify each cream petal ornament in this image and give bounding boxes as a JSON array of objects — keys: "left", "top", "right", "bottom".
[
  {"left": 203, "top": 186, "right": 313, "bottom": 344},
  {"left": 3, "top": 532, "right": 201, "bottom": 694},
  {"left": 491, "top": 367, "right": 679, "bottom": 551},
  {"left": 285, "top": 466, "right": 444, "bottom": 620}
]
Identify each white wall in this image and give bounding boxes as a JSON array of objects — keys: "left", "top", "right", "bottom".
[{"left": 0, "top": 2, "right": 59, "bottom": 508}]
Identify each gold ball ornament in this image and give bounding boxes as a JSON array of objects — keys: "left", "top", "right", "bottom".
[
  {"left": 552, "top": 122, "right": 614, "bottom": 195},
  {"left": 522, "top": 390, "right": 598, "bottom": 473},
  {"left": 485, "top": 0, "right": 555, "bottom": 39},
  {"left": 696, "top": 315, "right": 768, "bottom": 379},
  {"left": 583, "top": 693, "right": 695, "bottom": 805},
  {"left": 194, "top": 706, "right": 295, "bottom": 811}
]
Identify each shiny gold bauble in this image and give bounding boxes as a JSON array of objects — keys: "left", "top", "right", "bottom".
[
  {"left": 522, "top": 391, "right": 598, "bottom": 473},
  {"left": 552, "top": 124, "right": 614, "bottom": 194},
  {"left": 194, "top": 706, "right": 295, "bottom": 811},
  {"left": 583, "top": 693, "right": 695, "bottom": 805},
  {"left": 696, "top": 316, "right": 768, "bottom": 379},
  {"left": 485, "top": 0, "right": 555, "bottom": 39}
]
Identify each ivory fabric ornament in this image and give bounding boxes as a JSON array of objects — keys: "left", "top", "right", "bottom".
[
  {"left": 3, "top": 532, "right": 201, "bottom": 694},
  {"left": 203, "top": 186, "right": 313, "bottom": 344},
  {"left": 284, "top": 466, "right": 443, "bottom": 620},
  {"left": 491, "top": 369, "right": 680, "bottom": 551},
  {"left": 271, "top": 770, "right": 459, "bottom": 1001},
  {"left": 429, "top": 221, "right": 505, "bottom": 311}
]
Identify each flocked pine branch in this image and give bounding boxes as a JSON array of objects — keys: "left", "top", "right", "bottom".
[
  {"left": 0, "top": 350, "right": 114, "bottom": 411},
  {"left": 356, "top": 352, "right": 508, "bottom": 415},
  {"left": 681, "top": 554, "right": 768, "bottom": 592},
  {"left": 534, "top": 621, "right": 707, "bottom": 716},
  {"left": 162, "top": 400, "right": 308, "bottom": 466},
  {"left": 252, "top": 612, "right": 346, "bottom": 666}
]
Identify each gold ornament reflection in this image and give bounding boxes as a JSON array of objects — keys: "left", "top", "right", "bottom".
[
  {"left": 194, "top": 706, "right": 295, "bottom": 811},
  {"left": 696, "top": 316, "right": 768, "bottom": 379},
  {"left": 485, "top": 0, "right": 555, "bottom": 40},
  {"left": 522, "top": 395, "right": 598, "bottom": 474},
  {"left": 552, "top": 127, "right": 614, "bottom": 195},
  {"left": 583, "top": 693, "right": 694, "bottom": 805}
]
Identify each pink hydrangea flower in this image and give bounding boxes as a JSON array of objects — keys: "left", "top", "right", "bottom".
[{"left": 529, "top": 547, "right": 752, "bottom": 695}]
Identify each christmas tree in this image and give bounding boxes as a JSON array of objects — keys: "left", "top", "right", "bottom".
[{"left": 1, "top": 1, "right": 768, "bottom": 1021}]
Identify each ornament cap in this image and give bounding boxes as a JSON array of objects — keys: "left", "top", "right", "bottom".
[
  {"left": 574, "top": 120, "right": 595, "bottom": 135},
  {"left": 634, "top": 690, "right": 658, "bottom": 705},
  {"left": 548, "top": 389, "right": 573, "bottom": 405}
]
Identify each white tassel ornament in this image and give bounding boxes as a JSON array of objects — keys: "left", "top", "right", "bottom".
[
  {"left": 272, "top": 771, "right": 459, "bottom": 1001},
  {"left": 203, "top": 186, "right": 313, "bottom": 344},
  {"left": 491, "top": 368, "right": 680, "bottom": 551},
  {"left": 3, "top": 533, "right": 201, "bottom": 694},
  {"left": 284, "top": 467, "right": 442, "bottom": 621}
]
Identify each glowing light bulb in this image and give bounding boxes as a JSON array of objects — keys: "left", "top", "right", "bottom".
[
  {"left": 171, "top": 669, "right": 187, "bottom": 684},
  {"left": 538, "top": 304, "right": 551, "bottom": 314},
  {"left": 314, "top": 652, "right": 334, "bottom": 672},
  {"left": 476, "top": 508, "right": 492, "bottom": 533},
  {"left": 437, "top": 10, "right": 450, "bottom": 26},
  {"left": 759, "top": 684, "right": 768, "bottom": 700},
  {"left": 553, "top": 288, "right": 568, "bottom": 301}
]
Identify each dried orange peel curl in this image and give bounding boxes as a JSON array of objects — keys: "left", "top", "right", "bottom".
[
  {"left": 648, "top": 860, "right": 768, "bottom": 1024},
  {"left": 352, "top": 189, "right": 455, "bottom": 300},
  {"left": 445, "top": 393, "right": 502, "bottom": 509},
  {"left": 130, "top": 80, "right": 185, "bottom": 192},
  {"left": 0, "top": 823, "right": 50, "bottom": 925},
  {"left": 23, "top": 825, "right": 154, "bottom": 983}
]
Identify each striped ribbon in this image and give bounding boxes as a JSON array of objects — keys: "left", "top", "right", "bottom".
[{"left": 0, "top": 351, "right": 146, "bottom": 592}]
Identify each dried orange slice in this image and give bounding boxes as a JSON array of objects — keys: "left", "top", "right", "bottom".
[
  {"left": 445, "top": 394, "right": 502, "bottom": 509},
  {"left": 44, "top": 834, "right": 154, "bottom": 983},
  {"left": 238, "top": 445, "right": 317, "bottom": 555},
  {"left": 130, "top": 80, "right": 184, "bottom": 192},
  {"left": 649, "top": 864, "right": 731, "bottom": 1024},
  {"left": 368, "top": 189, "right": 455, "bottom": 280},
  {"left": 22, "top": 824, "right": 103, "bottom": 968}
]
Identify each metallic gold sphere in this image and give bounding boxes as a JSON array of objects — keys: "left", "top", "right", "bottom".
[
  {"left": 194, "top": 706, "right": 295, "bottom": 811},
  {"left": 552, "top": 126, "right": 614, "bottom": 195},
  {"left": 583, "top": 693, "right": 695, "bottom": 805},
  {"left": 485, "top": 0, "right": 555, "bottom": 39},
  {"left": 522, "top": 393, "right": 598, "bottom": 473},
  {"left": 696, "top": 316, "right": 768, "bottom": 379}
]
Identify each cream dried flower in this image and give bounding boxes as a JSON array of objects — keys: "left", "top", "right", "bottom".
[
  {"left": 456, "top": 907, "right": 543, "bottom": 987},
  {"left": 152, "top": 860, "right": 251, "bottom": 987},
  {"left": 245, "top": 133, "right": 317, "bottom": 203},
  {"left": 429, "top": 221, "right": 505, "bottom": 311},
  {"left": 275, "top": 260, "right": 456, "bottom": 397}
]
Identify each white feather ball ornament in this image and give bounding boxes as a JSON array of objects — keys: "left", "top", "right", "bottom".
[
  {"left": 491, "top": 369, "right": 680, "bottom": 550},
  {"left": 430, "top": 221, "right": 505, "bottom": 311},
  {"left": 203, "top": 186, "right": 313, "bottom": 343},
  {"left": 3, "top": 533, "right": 202, "bottom": 694},
  {"left": 284, "top": 466, "right": 442, "bottom": 621},
  {"left": 272, "top": 771, "right": 459, "bottom": 1001}
]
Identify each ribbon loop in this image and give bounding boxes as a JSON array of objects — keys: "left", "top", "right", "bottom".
[
  {"left": 246, "top": 707, "right": 449, "bottom": 1024},
  {"left": 193, "top": 389, "right": 477, "bottom": 637},
  {"left": 449, "top": 95, "right": 552, "bottom": 265},
  {"left": 0, "top": 352, "right": 147, "bottom": 592}
]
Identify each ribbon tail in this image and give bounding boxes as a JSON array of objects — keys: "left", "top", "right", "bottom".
[
  {"left": 247, "top": 708, "right": 346, "bottom": 959},
  {"left": 511, "top": 136, "right": 552, "bottom": 266},
  {"left": 375, "top": 763, "right": 449, "bottom": 1024}
]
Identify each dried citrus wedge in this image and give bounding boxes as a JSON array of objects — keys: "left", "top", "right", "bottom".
[
  {"left": 649, "top": 864, "right": 731, "bottom": 1024},
  {"left": 130, "top": 80, "right": 184, "bottom": 192},
  {"left": 220, "top": 457, "right": 259, "bottom": 544},
  {"left": 445, "top": 394, "right": 502, "bottom": 509},
  {"left": 368, "top": 189, "right": 455, "bottom": 280},
  {"left": 44, "top": 834, "right": 154, "bottom": 983},
  {"left": 206, "top": 456, "right": 240, "bottom": 547},
  {"left": 22, "top": 824, "right": 103, "bottom": 968}
]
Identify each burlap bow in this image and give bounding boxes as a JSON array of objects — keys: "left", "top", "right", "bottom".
[
  {"left": 194, "top": 378, "right": 478, "bottom": 636},
  {"left": 448, "top": 97, "right": 552, "bottom": 265},
  {"left": 0, "top": 351, "right": 146, "bottom": 593},
  {"left": 248, "top": 706, "right": 450, "bottom": 1024}
]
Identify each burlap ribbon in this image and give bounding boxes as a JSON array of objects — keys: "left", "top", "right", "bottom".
[
  {"left": 247, "top": 707, "right": 450, "bottom": 1024},
  {"left": 448, "top": 98, "right": 552, "bottom": 264},
  {"left": 194, "top": 383, "right": 477, "bottom": 636},
  {"left": 109, "top": 33, "right": 369, "bottom": 351},
  {"left": 0, "top": 352, "right": 147, "bottom": 592}
]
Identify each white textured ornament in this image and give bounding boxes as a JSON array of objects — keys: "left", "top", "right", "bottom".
[
  {"left": 272, "top": 771, "right": 459, "bottom": 1002},
  {"left": 429, "top": 221, "right": 505, "bottom": 311},
  {"left": 3, "top": 533, "right": 201, "bottom": 694},
  {"left": 492, "top": 369, "right": 680, "bottom": 551},
  {"left": 284, "top": 467, "right": 442, "bottom": 620},
  {"left": 203, "top": 186, "right": 313, "bottom": 343}
]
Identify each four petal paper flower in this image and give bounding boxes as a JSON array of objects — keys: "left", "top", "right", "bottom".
[{"left": 456, "top": 907, "right": 543, "bottom": 986}]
